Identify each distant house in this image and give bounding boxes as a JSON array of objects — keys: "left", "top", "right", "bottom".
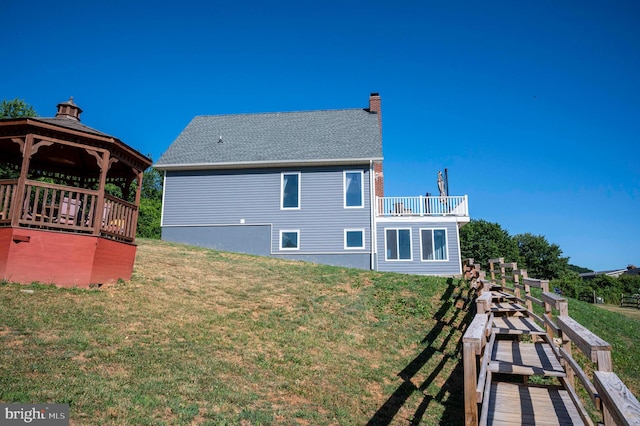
[
  {"left": 155, "top": 93, "right": 470, "bottom": 275},
  {"left": 579, "top": 269, "right": 628, "bottom": 280}
]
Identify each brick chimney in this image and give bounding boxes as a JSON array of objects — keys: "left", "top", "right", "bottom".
[
  {"left": 55, "top": 97, "right": 82, "bottom": 121},
  {"left": 368, "top": 93, "right": 384, "bottom": 197},
  {"left": 374, "top": 162, "right": 384, "bottom": 198},
  {"left": 368, "top": 92, "right": 381, "bottom": 129}
]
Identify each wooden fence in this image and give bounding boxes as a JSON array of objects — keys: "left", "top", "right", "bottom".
[{"left": 621, "top": 295, "right": 640, "bottom": 309}]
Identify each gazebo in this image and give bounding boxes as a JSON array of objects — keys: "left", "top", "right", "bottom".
[{"left": 0, "top": 98, "right": 152, "bottom": 287}]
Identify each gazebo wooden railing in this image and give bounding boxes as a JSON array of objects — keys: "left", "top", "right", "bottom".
[
  {"left": 0, "top": 178, "right": 137, "bottom": 243},
  {"left": 0, "top": 179, "right": 16, "bottom": 225}
]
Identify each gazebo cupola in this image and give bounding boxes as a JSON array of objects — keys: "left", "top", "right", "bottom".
[{"left": 55, "top": 97, "right": 83, "bottom": 121}]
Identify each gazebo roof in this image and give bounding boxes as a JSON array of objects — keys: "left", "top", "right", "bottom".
[
  {"left": 34, "top": 117, "right": 112, "bottom": 137},
  {"left": 0, "top": 98, "right": 151, "bottom": 172}
]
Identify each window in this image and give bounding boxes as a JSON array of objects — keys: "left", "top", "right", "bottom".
[
  {"left": 385, "top": 228, "right": 412, "bottom": 260},
  {"left": 344, "top": 229, "right": 365, "bottom": 249},
  {"left": 280, "top": 230, "right": 299, "bottom": 250},
  {"left": 421, "top": 229, "right": 448, "bottom": 261},
  {"left": 281, "top": 172, "right": 300, "bottom": 209},
  {"left": 344, "top": 171, "right": 363, "bottom": 208}
]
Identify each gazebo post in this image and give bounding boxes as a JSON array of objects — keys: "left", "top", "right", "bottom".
[
  {"left": 10, "top": 134, "right": 34, "bottom": 227},
  {"left": 93, "top": 151, "right": 110, "bottom": 237}
]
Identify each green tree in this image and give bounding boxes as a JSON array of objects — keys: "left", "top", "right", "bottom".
[
  {"left": 0, "top": 98, "right": 37, "bottom": 119},
  {"left": 513, "top": 233, "right": 569, "bottom": 280},
  {"left": 140, "top": 166, "right": 163, "bottom": 200},
  {"left": 136, "top": 166, "right": 163, "bottom": 239},
  {"left": 460, "top": 219, "right": 520, "bottom": 271},
  {"left": 566, "top": 264, "right": 593, "bottom": 274},
  {"left": 1, "top": 98, "right": 38, "bottom": 178},
  {"left": 618, "top": 274, "right": 640, "bottom": 295}
]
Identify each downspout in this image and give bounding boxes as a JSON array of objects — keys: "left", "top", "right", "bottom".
[
  {"left": 369, "top": 160, "right": 376, "bottom": 271},
  {"left": 455, "top": 221, "right": 463, "bottom": 275}
]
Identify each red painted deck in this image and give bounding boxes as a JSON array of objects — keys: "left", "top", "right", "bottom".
[{"left": 0, "top": 227, "right": 136, "bottom": 287}]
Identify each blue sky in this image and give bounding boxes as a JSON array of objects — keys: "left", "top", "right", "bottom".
[{"left": 2, "top": 1, "right": 638, "bottom": 271}]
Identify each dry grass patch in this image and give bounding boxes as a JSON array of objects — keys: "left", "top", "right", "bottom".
[{"left": 1, "top": 239, "right": 472, "bottom": 425}]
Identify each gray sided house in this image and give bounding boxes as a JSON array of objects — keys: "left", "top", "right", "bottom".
[{"left": 155, "top": 93, "right": 470, "bottom": 275}]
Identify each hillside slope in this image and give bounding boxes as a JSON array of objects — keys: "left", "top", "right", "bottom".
[
  {"left": 1, "top": 239, "right": 637, "bottom": 425},
  {"left": 0, "top": 239, "right": 472, "bottom": 425}
]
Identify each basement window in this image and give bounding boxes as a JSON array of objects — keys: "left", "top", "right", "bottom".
[{"left": 280, "top": 230, "right": 300, "bottom": 250}]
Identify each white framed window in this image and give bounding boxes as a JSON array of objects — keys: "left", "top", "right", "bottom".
[
  {"left": 385, "top": 228, "right": 412, "bottom": 261},
  {"left": 420, "top": 228, "right": 448, "bottom": 261},
  {"left": 344, "top": 170, "right": 364, "bottom": 208},
  {"left": 344, "top": 229, "right": 365, "bottom": 249},
  {"left": 281, "top": 172, "right": 300, "bottom": 209},
  {"left": 280, "top": 230, "right": 300, "bottom": 250}
]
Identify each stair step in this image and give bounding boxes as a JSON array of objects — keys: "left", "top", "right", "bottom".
[{"left": 490, "top": 341, "right": 565, "bottom": 377}]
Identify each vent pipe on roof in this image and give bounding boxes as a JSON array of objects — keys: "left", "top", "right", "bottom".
[{"left": 55, "top": 97, "right": 82, "bottom": 121}]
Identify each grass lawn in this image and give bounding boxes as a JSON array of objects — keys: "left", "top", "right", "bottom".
[
  {"left": 1, "top": 239, "right": 638, "bottom": 425},
  {"left": 0, "top": 239, "right": 474, "bottom": 425},
  {"left": 596, "top": 303, "right": 640, "bottom": 321}
]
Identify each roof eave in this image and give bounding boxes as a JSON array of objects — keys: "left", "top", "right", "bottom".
[{"left": 154, "top": 157, "right": 384, "bottom": 171}]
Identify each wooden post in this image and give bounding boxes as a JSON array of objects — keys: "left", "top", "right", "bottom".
[
  {"left": 558, "top": 299, "right": 568, "bottom": 317},
  {"left": 464, "top": 341, "right": 478, "bottom": 425},
  {"left": 464, "top": 314, "right": 488, "bottom": 426},
  {"left": 93, "top": 151, "right": 110, "bottom": 236},
  {"left": 597, "top": 348, "right": 615, "bottom": 424},
  {"left": 11, "top": 135, "right": 32, "bottom": 226},
  {"left": 540, "top": 279, "right": 549, "bottom": 293},
  {"left": 558, "top": 298, "right": 574, "bottom": 388},
  {"left": 524, "top": 281, "right": 533, "bottom": 313},
  {"left": 543, "top": 294, "right": 554, "bottom": 341},
  {"left": 476, "top": 292, "right": 492, "bottom": 315},
  {"left": 488, "top": 258, "right": 503, "bottom": 283}
]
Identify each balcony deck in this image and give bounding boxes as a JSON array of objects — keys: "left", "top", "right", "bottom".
[{"left": 376, "top": 195, "right": 469, "bottom": 218}]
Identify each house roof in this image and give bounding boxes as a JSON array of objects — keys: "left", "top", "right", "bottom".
[
  {"left": 155, "top": 108, "right": 383, "bottom": 170},
  {"left": 624, "top": 267, "right": 640, "bottom": 276},
  {"left": 579, "top": 269, "right": 628, "bottom": 279}
]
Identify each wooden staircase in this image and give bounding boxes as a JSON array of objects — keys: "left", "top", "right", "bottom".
[{"left": 461, "top": 258, "right": 640, "bottom": 426}]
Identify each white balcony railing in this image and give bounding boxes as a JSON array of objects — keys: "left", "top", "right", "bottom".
[{"left": 376, "top": 195, "right": 468, "bottom": 217}]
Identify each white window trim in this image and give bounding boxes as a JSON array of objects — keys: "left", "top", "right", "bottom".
[
  {"left": 281, "top": 172, "right": 301, "bottom": 210},
  {"left": 279, "top": 229, "right": 300, "bottom": 250},
  {"left": 344, "top": 228, "right": 365, "bottom": 250},
  {"left": 419, "top": 228, "right": 449, "bottom": 261},
  {"left": 384, "top": 228, "right": 413, "bottom": 261},
  {"left": 343, "top": 170, "right": 364, "bottom": 208}
]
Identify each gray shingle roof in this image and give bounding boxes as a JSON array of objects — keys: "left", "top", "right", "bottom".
[{"left": 155, "top": 108, "right": 382, "bottom": 169}]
